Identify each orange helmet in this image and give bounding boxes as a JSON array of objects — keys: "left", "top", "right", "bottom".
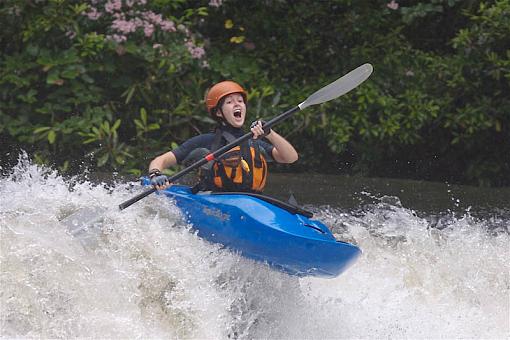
[{"left": 205, "top": 80, "right": 247, "bottom": 114}]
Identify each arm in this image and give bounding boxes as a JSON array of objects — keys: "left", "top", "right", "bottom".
[
  {"left": 147, "top": 134, "right": 211, "bottom": 189},
  {"left": 265, "top": 130, "right": 299, "bottom": 163},
  {"left": 149, "top": 151, "right": 178, "bottom": 172},
  {"left": 251, "top": 121, "right": 298, "bottom": 164}
]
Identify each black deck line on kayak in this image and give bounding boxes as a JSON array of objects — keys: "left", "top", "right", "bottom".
[{"left": 209, "top": 191, "right": 314, "bottom": 218}]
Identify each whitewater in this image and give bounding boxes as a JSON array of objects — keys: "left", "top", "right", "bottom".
[{"left": 1, "top": 156, "right": 509, "bottom": 339}]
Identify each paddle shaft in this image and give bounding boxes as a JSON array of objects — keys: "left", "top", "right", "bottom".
[{"left": 118, "top": 106, "right": 299, "bottom": 210}]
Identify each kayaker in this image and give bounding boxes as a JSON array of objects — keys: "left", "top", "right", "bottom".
[{"left": 148, "top": 80, "right": 298, "bottom": 193}]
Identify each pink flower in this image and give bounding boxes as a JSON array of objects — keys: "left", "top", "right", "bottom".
[
  {"left": 113, "top": 12, "right": 125, "bottom": 20},
  {"left": 209, "top": 0, "right": 222, "bottom": 7},
  {"left": 143, "top": 11, "right": 163, "bottom": 25},
  {"left": 112, "top": 19, "right": 137, "bottom": 34},
  {"left": 160, "top": 20, "right": 176, "bottom": 32},
  {"left": 105, "top": 2, "right": 114, "bottom": 13},
  {"left": 133, "top": 17, "right": 144, "bottom": 27},
  {"left": 66, "top": 31, "right": 77, "bottom": 39},
  {"left": 193, "top": 47, "right": 205, "bottom": 59},
  {"left": 107, "top": 34, "right": 127, "bottom": 43},
  {"left": 185, "top": 41, "right": 205, "bottom": 59},
  {"left": 105, "top": 0, "right": 121, "bottom": 13},
  {"left": 85, "top": 7, "right": 102, "bottom": 20},
  {"left": 387, "top": 0, "right": 399, "bottom": 10},
  {"left": 144, "top": 23, "right": 154, "bottom": 37}
]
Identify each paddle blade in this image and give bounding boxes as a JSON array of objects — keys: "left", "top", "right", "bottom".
[{"left": 298, "top": 63, "right": 373, "bottom": 110}]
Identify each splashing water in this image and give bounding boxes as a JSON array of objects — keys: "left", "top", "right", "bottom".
[{"left": 1, "top": 156, "right": 509, "bottom": 339}]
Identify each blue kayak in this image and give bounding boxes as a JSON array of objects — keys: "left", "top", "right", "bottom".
[{"left": 148, "top": 182, "right": 361, "bottom": 278}]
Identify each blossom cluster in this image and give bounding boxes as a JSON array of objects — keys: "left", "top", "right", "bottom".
[
  {"left": 79, "top": 0, "right": 208, "bottom": 62},
  {"left": 208, "top": 0, "right": 222, "bottom": 7},
  {"left": 387, "top": 0, "right": 399, "bottom": 10},
  {"left": 84, "top": 0, "right": 177, "bottom": 43},
  {"left": 185, "top": 40, "right": 206, "bottom": 59}
]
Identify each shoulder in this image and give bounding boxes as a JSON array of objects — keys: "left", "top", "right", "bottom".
[
  {"left": 185, "top": 133, "right": 215, "bottom": 145},
  {"left": 172, "top": 132, "right": 216, "bottom": 163}
]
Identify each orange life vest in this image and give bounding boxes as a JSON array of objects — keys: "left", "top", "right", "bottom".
[{"left": 207, "top": 129, "right": 268, "bottom": 193}]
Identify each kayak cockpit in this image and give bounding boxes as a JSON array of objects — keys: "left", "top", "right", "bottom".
[{"left": 209, "top": 191, "right": 313, "bottom": 218}]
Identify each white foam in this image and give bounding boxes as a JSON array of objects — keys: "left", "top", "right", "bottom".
[{"left": 1, "top": 156, "right": 509, "bottom": 339}]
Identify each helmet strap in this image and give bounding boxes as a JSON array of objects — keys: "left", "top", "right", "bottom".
[
  {"left": 215, "top": 100, "right": 231, "bottom": 126},
  {"left": 217, "top": 108, "right": 230, "bottom": 127}
]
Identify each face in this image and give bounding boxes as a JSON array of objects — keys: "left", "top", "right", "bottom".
[{"left": 217, "top": 93, "right": 246, "bottom": 128}]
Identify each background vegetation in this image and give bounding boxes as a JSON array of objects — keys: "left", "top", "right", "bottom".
[{"left": 1, "top": 0, "right": 509, "bottom": 186}]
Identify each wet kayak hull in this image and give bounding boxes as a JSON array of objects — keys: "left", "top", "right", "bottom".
[{"left": 157, "top": 185, "right": 361, "bottom": 278}]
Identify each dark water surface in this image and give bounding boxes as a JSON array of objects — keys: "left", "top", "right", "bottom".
[{"left": 265, "top": 172, "right": 510, "bottom": 216}]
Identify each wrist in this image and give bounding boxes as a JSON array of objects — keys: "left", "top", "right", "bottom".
[
  {"left": 263, "top": 129, "right": 274, "bottom": 139},
  {"left": 149, "top": 168, "right": 162, "bottom": 179}
]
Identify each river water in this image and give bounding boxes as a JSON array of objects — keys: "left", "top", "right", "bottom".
[{"left": 1, "top": 155, "right": 509, "bottom": 339}]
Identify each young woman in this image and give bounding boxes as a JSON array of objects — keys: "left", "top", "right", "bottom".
[{"left": 148, "top": 80, "right": 298, "bottom": 192}]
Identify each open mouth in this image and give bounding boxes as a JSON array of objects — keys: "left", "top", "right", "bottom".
[{"left": 233, "top": 109, "right": 242, "bottom": 118}]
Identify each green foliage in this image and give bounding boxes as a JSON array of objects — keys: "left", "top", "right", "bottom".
[
  {"left": 1, "top": 0, "right": 209, "bottom": 173},
  {"left": 1, "top": 0, "right": 508, "bottom": 186},
  {"left": 198, "top": 0, "right": 509, "bottom": 186}
]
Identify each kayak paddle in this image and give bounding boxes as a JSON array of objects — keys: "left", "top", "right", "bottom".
[{"left": 118, "top": 63, "right": 373, "bottom": 210}]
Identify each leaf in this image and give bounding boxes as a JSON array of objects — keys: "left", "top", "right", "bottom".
[
  {"left": 128, "top": 169, "right": 142, "bottom": 177},
  {"left": 97, "top": 153, "right": 109, "bottom": 167},
  {"left": 26, "top": 44, "right": 40, "bottom": 57},
  {"left": 140, "top": 107, "right": 147, "bottom": 124},
  {"left": 495, "top": 120, "right": 501, "bottom": 132},
  {"left": 230, "top": 36, "right": 245, "bottom": 44},
  {"left": 59, "top": 160, "right": 70, "bottom": 172},
  {"left": 34, "top": 126, "right": 51, "bottom": 134},
  {"left": 134, "top": 120, "right": 145, "bottom": 130},
  {"left": 47, "top": 130, "right": 56, "bottom": 144},
  {"left": 83, "top": 138, "right": 97, "bottom": 144},
  {"left": 148, "top": 123, "right": 160, "bottom": 131},
  {"left": 115, "top": 155, "right": 125, "bottom": 165},
  {"left": 197, "top": 7, "right": 209, "bottom": 16},
  {"left": 112, "top": 119, "right": 121, "bottom": 131},
  {"left": 61, "top": 66, "right": 81, "bottom": 79},
  {"left": 124, "top": 85, "right": 136, "bottom": 104},
  {"left": 81, "top": 73, "right": 94, "bottom": 83},
  {"left": 121, "top": 150, "right": 133, "bottom": 158},
  {"left": 46, "top": 70, "right": 61, "bottom": 84},
  {"left": 225, "top": 19, "right": 234, "bottom": 29}
]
